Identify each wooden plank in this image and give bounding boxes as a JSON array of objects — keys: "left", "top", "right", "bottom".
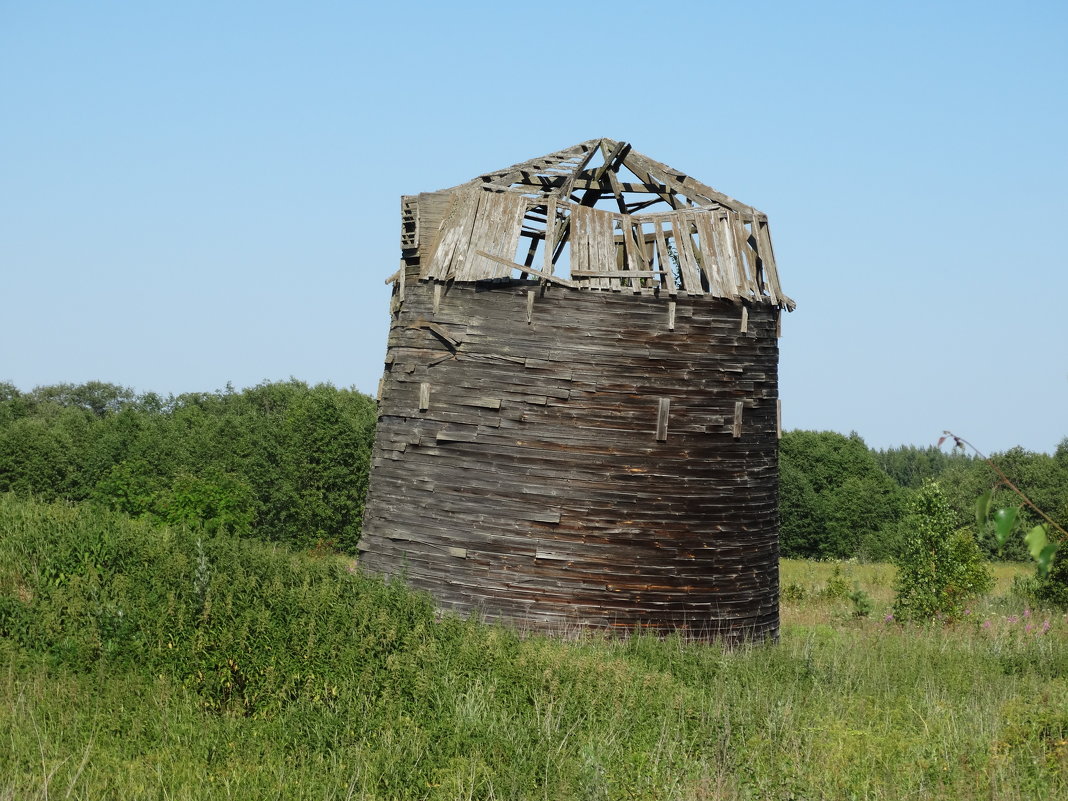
[
  {"left": 740, "top": 305, "right": 749, "bottom": 333},
  {"left": 693, "top": 212, "right": 729, "bottom": 298},
  {"left": 459, "top": 397, "right": 502, "bottom": 410},
  {"left": 419, "top": 382, "right": 431, "bottom": 411},
  {"left": 462, "top": 139, "right": 600, "bottom": 191},
  {"left": 422, "top": 321, "right": 461, "bottom": 349},
  {"left": 473, "top": 251, "right": 577, "bottom": 288},
  {"left": 652, "top": 221, "right": 677, "bottom": 296},
  {"left": 526, "top": 289, "right": 535, "bottom": 325},
  {"left": 593, "top": 207, "right": 615, "bottom": 289},
  {"left": 569, "top": 205, "right": 589, "bottom": 281},
  {"left": 423, "top": 190, "right": 479, "bottom": 280},
  {"left": 557, "top": 143, "right": 601, "bottom": 199},
  {"left": 716, "top": 213, "right": 749, "bottom": 299},
  {"left": 597, "top": 140, "right": 630, "bottom": 213},
  {"left": 543, "top": 196, "right": 557, "bottom": 275},
  {"left": 733, "top": 401, "right": 743, "bottom": 438},
  {"left": 623, "top": 149, "right": 763, "bottom": 218},
  {"left": 435, "top": 429, "right": 478, "bottom": 443},
  {"left": 656, "top": 397, "right": 670, "bottom": 442},
  {"left": 776, "top": 399, "right": 782, "bottom": 439},
  {"left": 731, "top": 217, "right": 761, "bottom": 301},
  {"left": 667, "top": 301, "right": 676, "bottom": 331},
  {"left": 571, "top": 270, "right": 666, "bottom": 278},
  {"left": 756, "top": 219, "right": 793, "bottom": 310},
  {"left": 670, "top": 213, "right": 703, "bottom": 294},
  {"left": 433, "top": 283, "right": 442, "bottom": 314}
]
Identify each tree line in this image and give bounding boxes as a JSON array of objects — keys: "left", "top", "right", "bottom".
[
  {"left": 0, "top": 380, "right": 377, "bottom": 553},
  {"left": 1, "top": 380, "right": 1065, "bottom": 564},
  {"left": 781, "top": 430, "right": 1068, "bottom": 563}
]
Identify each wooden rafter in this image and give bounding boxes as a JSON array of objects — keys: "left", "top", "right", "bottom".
[{"left": 420, "top": 139, "right": 787, "bottom": 307}]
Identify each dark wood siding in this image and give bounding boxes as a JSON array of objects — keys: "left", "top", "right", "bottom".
[{"left": 360, "top": 280, "right": 780, "bottom": 642}]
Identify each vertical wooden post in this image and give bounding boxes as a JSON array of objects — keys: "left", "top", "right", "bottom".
[
  {"left": 776, "top": 399, "right": 782, "bottom": 439},
  {"left": 776, "top": 312, "right": 782, "bottom": 338},
  {"left": 419, "top": 382, "right": 431, "bottom": 411},
  {"left": 667, "top": 300, "right": 676, "bottom": 331},
  {"left": 733, "top": 401, "right": 743, "bottom": 438},
  {"left": 740, "top": 305, "right": 749, "bottom": 333},
  {"left": 433, "top": 283, "right": 442, "bottom": 314},
  {"left": 526, "top": 290, "right": 535, "bottom": 325},
  {"left": 656, "top": 398, "right": 670, "bottom": 441},
  {"left": 377, "top": 376, "right": 385, "bottom": 401}
]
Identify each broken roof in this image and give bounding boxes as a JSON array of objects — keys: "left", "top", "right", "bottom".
[{"left": 408, "top": 138, "right": 793, "bottom": 309}]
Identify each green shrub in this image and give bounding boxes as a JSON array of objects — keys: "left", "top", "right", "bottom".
[
  {"left": 1036, "top": 550, "right": 1068, "bottom": 606},
  {"left": 819, "top": 564, "right": 850, "bottom": 600},
  {"left": 847, "top": 586, "right": 874, "bottom": 618},
  {"left": 892, "top": 481, "right": 994, "bottom": 621},
  {"left": 0, "top": 380, "right": 377, "bottom": 553}
]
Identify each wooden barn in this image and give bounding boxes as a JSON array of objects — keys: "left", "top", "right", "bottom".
[{"left": 359, "top": 138, "right": 794, "bottom": 642}]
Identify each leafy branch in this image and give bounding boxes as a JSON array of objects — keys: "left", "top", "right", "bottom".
[{"left": 939, "top": 430, "right": 1063, "bottom": 576}]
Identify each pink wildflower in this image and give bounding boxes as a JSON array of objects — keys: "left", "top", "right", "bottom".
[
  {"left": 1007, "top": 615, "right": 1019, "bottom": 624},
  {"left": 981, "top": 620, "right": 992, "bottom": 630},
  {"left": 1042, "top": 620, "right": 1052, "bottom": 634},
  {"left": 1025, "top": 623, "right": 1034, "bottom": 634},
  {"left": 1024, "top": 608, "right": 1032, "bottom": 619},
  {"left": 884, "top": 614, "right": 894, "bottom": 623}
]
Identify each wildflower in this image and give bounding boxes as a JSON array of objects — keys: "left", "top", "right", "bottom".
[
  {"left": 1007, "top": 615, "right": 1019, "bottom": 624},
  {"left": 982, "top": 620, "right": 992, "bottom": 630},
  {"left": 1025, "top": 623, "right": 1034, "bottom": 634},
  {"left": 884, "top": 614, "right": 894, "bottom": 623},
  {"left": 964, "top": 608, "right": 972, "bottom": 616},
  {"left": 1024, "top": 608, "right": 1032, "bottom": 619},
  {"left": 1042, "top": 620, "right": 1052, "bottom": 634}
]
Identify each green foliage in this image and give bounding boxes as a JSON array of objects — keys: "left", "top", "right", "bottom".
[
  {"left": 964, "top": 441, "right": 1068, "bottom": 602},
  {"left": 0, "top": 493, "right": 439, "bottom": 714},
  {"left": 819, "top": 564, "right": 850, "bottom": 600},
  {"left": 874, "top": 443, "right": 969, "bottom": 488},
  {"left": 0, "top": 380, "right": 376, "bottom": 552},
  {"left": 1036, "top": 549, "right": 1068, "bottom": 606},
  {"left": 847, "top": 586, "right": 874, "bottom": 618},
  {"left": 937, "top": 446, "right": 1068, "bottom": 561},
  {"left": 893, "top": 482, "right": 994, "bottom": 621},
  {"left": 4, "top": 496, "right": 1068, "bottom": 800},
  {"left": 779, "top": 431, "right": 907, "bottom": 559}
]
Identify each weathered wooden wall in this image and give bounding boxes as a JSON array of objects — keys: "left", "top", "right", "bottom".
[{"left": 359, "top": 279, "right": 780, "bottom": 642}]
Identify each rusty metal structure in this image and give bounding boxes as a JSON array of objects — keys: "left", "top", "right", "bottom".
[{"left": 359, "top": 138, "right": 794, "bottom": 641}]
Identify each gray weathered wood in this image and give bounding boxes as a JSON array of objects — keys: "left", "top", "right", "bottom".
[
  {"left": 656, "top": 397, "right": 670, "bottom": 442},
  {"left": 363, "top": 140, "right": 790, "bottom": 644}
]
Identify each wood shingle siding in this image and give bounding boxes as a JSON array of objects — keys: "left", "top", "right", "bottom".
[{"left": 364, "top": 139, "right": 792, "bottom": 642}]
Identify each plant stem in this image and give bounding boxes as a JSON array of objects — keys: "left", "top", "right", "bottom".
[{"left": 943, "top": 430, "right": 1068, "bottom": 542}]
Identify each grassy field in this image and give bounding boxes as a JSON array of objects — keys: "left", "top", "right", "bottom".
[{"left": 1, "top": 495, "right": 1066, "bottom": 800}]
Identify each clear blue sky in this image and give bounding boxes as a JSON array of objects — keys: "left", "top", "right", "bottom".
[{"left": 2, "top": 1, "right": 1065, "bottom": 454}]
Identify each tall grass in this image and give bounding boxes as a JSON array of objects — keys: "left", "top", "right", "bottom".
[{"left": 2, "top": 494, "right": 1066, "bottom": 800}]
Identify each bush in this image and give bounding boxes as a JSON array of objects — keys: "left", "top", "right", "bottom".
[
  {"left": 892, "top": 481, "right": 994, "bottom": 621},
  {"left": 0, "top": 380, "right": 377, "bottom": 553},
  {"left": 0, "top": 493, "right": 442, "bottom": 714},
  {"left": 779, "top": 431, "right": 907, "bottom": 559},
  {"left": 1036, "top": 551, "right": 1068, "bottom": 606}
]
